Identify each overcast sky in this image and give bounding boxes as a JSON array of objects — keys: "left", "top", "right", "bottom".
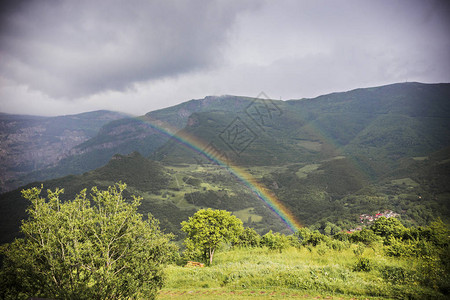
[{"left": 0, "top": 0, "right": 449, "bottom": 116}]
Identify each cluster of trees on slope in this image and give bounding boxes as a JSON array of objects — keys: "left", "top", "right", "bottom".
[{"left": 1, "top": 182, "right": 449, "bottom": 299}]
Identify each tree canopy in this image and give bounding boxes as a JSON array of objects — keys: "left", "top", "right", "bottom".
[
  {"left": 0, "top": 183, "right": 176, "bottom": 300},
  {"left": 181, "top": 208, "right": 243, "bottom": 265}
]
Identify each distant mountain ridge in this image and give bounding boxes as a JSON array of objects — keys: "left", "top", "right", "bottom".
[
  {"left": 2, "top": 82, "right": 449, "bottom": 191},
  {"left": 155, "top": 82, "right": 450, "bottom": 173},
  {"left": 4, "top": 96, "right": 264, "bottom": 191},
  {"left": 0, "top": 110, "right": 129, "bottom": 192},
  {"left": 1, "top": 82, "right": 450, "bottom": 243}
]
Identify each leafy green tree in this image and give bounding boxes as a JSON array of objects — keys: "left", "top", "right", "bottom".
[
  {"left": 296, "top": 228, "right": 328, "bottom": 246},
  {"left": 323, "top": 222, "right": 342, "bottom": 236},
  {"left": 349, "top": 228, "right": 382, "bottom": 246},
  {"left": 371, "top": 217, "right": 406, "bottom": 243},
  {"left": 235, "top": 227, "right": 261, "bottom": 248},
  {"left": 181, "top": 209, "right": 243, "bottom": 265},
  {"left": 261, "top": 230, "right": 290, "bottom": 252},
  {"left": 0, "top": 183, "right": 176, "bottom": 300},
  {"left": 424, "top": 218, "right": 450, "bottom": 247}
]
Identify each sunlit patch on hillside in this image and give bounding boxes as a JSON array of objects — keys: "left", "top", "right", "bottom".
[
  {"left": 390, "top": 178, "right": 419, "bottom": 187},
  {"left": 297, "top": 140, "right": 322, "bottom": 151},
  {"left": 233, "top": 207, "right": 263, "bottom": 224},
  {"left": 296, "top": 164, "right": 320, "bottom": 179}
]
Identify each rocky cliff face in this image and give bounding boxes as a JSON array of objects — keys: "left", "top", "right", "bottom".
[{"left": 0, "top": 111, "right": 128, "bottom": 193}]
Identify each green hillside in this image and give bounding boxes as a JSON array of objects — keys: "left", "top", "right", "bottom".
[
  {"left": 9, "top": 96, "right": 264, "bottom": 190},
  {"left": 0, "top": 152, "right": 290, "bottom": 244},
  {"left": 1, "top": 82, "right": 450, "bottom": 245}
]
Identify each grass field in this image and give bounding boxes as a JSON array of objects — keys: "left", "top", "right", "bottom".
[{"left": 158, "top": 245, "right": 444, "bottom": 299}]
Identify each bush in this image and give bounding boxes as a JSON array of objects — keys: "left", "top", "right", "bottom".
[
  {"left": 349, "top": 228, "right": 381, "bottom": 246},
  {"left": 235, "top": 227, "right": 261, "bottom": 248},
  {"left": 326, "top": 239, "right": 348, "bottom": 251},
  {"left": 385, "top": 237, "right": 436, "bottom": 257},
  {"left": 296, "top": 228, "right": 329, "bottom": 246},
  {"left": 371, "top": 217, "right": 406, "bottom": 243},
  {"left": 353, "top": 243, "right": 365, "bottom": 256},
  {"left": 380, "top": 266, "right": 416, "bottom": 284},
  {"left": 354, "top": 257, "right": 371, "bottom": 272},
  {"left": 261, "top": 231, "right": 290, "bottom": 252},
  {"left": 316, "top": 242, "right": 329, "bottom": 256}
]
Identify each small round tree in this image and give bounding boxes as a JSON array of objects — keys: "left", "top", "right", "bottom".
[
  {"left": 235, "top": 227, "right": 261, "bottom": 248},
  {"left": 0, "top": 183, "right": 176, "bottom": 300},
  {"left": 181, "top": 208, "right": 243, "bottom": 265}
]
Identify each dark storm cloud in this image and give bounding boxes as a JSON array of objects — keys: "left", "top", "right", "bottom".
[{"left": 0, "top": 0, "right": 259, "bottom": 98}]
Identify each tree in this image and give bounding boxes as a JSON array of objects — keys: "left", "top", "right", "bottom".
[
  {"left": 181, "top": 209, "right": 243, "bottom": 265},
  {"left": 349, "top": 228, "right": 382, "bottom": 246},
  {"left": 0, "top": 183, "right": 176, "bottom": 300},
  {"left": 261, "top": 230, "right": 290, "bottom": 252},
  {"left": 323, "top": 221, "right": 342, "bottom": 236},
  {"left": 371, "top": 217, "right": 406, "bottom": 243},
  {"left": 235, "top": 227, "right": 261, "bottom": 248}
]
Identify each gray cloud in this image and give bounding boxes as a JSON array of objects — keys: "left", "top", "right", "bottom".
[
  {"left": 0, "top": 0, "right": 449, "bottom": 116},
  {"left": 222, "top": 0, "right": 450, "bottom": 98},
  {"left": 0, "top": 0, "right": 259, "bottom": 98}
]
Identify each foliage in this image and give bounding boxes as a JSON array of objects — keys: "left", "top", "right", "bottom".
[
  {"left": 296, "top": 227, "right": 328, "bottom": 246},
  {"left": 385, "top": 237, "right": 435, "bottom": 257},
  {"left": 353, "top": 243, "right": 365, "bottom": 256},
  {"left": 371, "top": 216, "right": 406, "bottom": 242},
  {"left": 0, "top": 183, "right": 176, "bottom": 300},
  {"left": 380, "top": 265, "right": 416, "bottom": 284},
  {"left": 348, "top": 228, "right": 382, "bottom": 246},
  {"left": 354, "top": 257, "right": 371, "bottom": 272},
  {"left": 260, "top": 230, "right": 290, "bottom": 252},
  {"left": 181, "top": 209, "right": 243, "bottom": 265},
  {"left": 163, "top": 245, "right": 447, "bottom": 299},
  {"left": 235, "top": 227, "right": 261, "bottom": 248},
  {"left": 323, "top": 221, "right": 342, "bottom": 235}
]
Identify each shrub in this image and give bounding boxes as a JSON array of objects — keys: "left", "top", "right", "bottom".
[
  {"left": 349, "top": 228, "right": 381, "bottom": 246},
  {"left": 235, "top": 227, "right": 261, "bottom": 248},
  {"left": 354, "top": 257, "right": 371, "bottom": 272},
  {"left": 380, "top": 266, "right": 416, "bottom": 284},
  {"left": 385, "top": 237, "right": 436, "bottom": 257},
  {"left": 261, "top": 231, "right": 290, "bottom": 252},
  {"left": 326, "top": 239, "right": 347, "bottom": 251},
  {"left": 353, "top": 243, "right": 365, "bottom": 256},
  {"left": 316, "top": 242, "right": 329, "bottom": 256},
  {"left": 371, "top": 217, "right": 406, "bottom": 243},
  {"left": 296, "top": 228, "right": 329, "bottom": 246}
]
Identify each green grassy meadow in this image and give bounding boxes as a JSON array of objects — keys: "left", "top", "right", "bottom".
[{"left": 158, "top": 245, "right": 445, "bottom": 299}]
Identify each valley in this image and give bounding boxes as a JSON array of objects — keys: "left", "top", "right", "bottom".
[
  {"left": 1, "top": 82, "right": 450, "bottom": 243},
  {"left": 1, "top": 82, "right": 450, "bottom": 299}
]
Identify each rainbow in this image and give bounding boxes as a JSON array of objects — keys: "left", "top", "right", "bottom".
[{"left": 138, "top": 116, "right": 302, "bottom": 232}]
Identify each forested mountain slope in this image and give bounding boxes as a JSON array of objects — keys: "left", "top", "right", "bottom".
[{"left": 1, "top": 82, "right": 449, "bottom": 243}]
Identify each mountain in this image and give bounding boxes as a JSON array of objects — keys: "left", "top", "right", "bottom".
[
  {"left": 152, "top": 82, "right": 450, "bottom": 229},
  {"left": 155, "top": 83, "right": 450, "bottom": 174},
  {"left": 1, "top": 82, "right": 449, "bottom": 244},
  {"left": 9, "top": 83, "right": 448, "bottom": 192},
  {"left": 5, "top": 96, "right": 263, "bottom": 191},
  {"left": 0, "top": 110, "right": 128, "bottom": 193}
]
